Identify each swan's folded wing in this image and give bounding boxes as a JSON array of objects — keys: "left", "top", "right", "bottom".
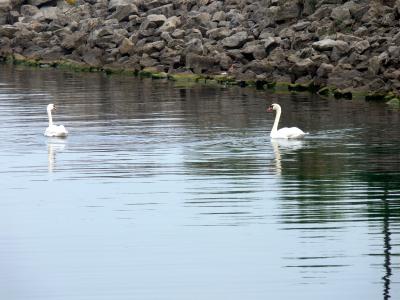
[
  {"left": 45, "top": 125, "right": 68, "bottom": 137},
  {"left": 276, "top": 127, "right": 306, "bottom": 139}
]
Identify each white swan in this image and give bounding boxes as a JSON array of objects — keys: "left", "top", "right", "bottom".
[
  {"left": 44, "top": 104, "right": 68, "bottom": 137},
  {"left": 267, "top": 103, "right": 306, "bottom": 139}
]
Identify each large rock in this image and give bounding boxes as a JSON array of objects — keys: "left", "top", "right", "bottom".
[
  {"left": 39, "top": 7, "right": 59, "bottom": 21},
  {"left": 206, "top": 27, "right": 232, "bottom": 40},
  {"left": 147, "top": 4, "right": 175, "bottom": 17},
  {"left": 185, "top": 38, "right": 203, "bottom": 55},
  {"left": 20, "top": 4, "right": 39, "bottom": 17},
  {"left": 119, "top": 37, "right": 134, "bottom": 55},
  {"left": 146, "top": 14, "right": 167, "bottom": 26},
  {"left": 0, "top": 24, "right": 18, "bottom": 38},
  {"left": 27, "top": 0, "right": 53, "bottom": 6},
  {"left": 275, "top": 0, "right": 301, "bottom": 22},
  {"left": 142, "top": 40, "right": 166, "bottom": 53},
  {"left": 108, "top": 0, "right": 140, "bottom": 10},
  {"left": 316, "top": 63, "right": 334, "bottom": 78},
  {"left": 330, "top": 6, "right": 351, "bottom": 21},
  {"left": 157, "top": 16, "right": 181, "bottom": 33},
  {"left": 241, "top": 41, "right": 266, "bottom": 60},
  {"left": 109, "top": 4, "right": 138, "bottom": 21},
  {"left": 328, "top": 64, "right": 363, "bottom": 89},
  {"left": 61, "top": 31, "right": 86, "bottom": 50},
  {"left": 312, "top": 39, "right": 349, "bottom": 51},
  {"left": 82, "top": 46, "right": 104, "bottom": 66},
  {"left": 353, "top": 40, "right": 370, "bottom": 54},
  {"left": 186, "top": 53, "right": 217, "bottom": 73},
  {"left": 222, "top": 31, "right": 249, "bottom": 48}
]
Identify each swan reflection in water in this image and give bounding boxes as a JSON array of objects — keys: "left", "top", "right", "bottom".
[
  {"left": 271, "top": 138, "right": 304, "bottom": 175},
  {"left": 47, "top": 139, "right": 66, "bottom": 173}
]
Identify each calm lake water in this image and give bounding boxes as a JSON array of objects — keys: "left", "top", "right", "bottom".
[{"left": 0, "top": 64, "right": 399, "bottom": 300}]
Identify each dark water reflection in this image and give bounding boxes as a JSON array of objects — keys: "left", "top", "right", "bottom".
[{"left": 0, "top": 64, "right": 399, "bottom": 300}]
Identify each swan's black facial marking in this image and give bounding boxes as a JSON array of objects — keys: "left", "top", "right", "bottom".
[{"left": 267, "top": 105, "right": 273, "bottom": 112}]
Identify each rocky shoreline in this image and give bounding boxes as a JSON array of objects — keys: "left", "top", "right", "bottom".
[{"left": 0, "top": 0, "right": 400, "bottom": 104}]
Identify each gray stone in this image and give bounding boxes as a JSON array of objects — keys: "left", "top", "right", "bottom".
[
  {"left": 185, "top": 38, "right": 203, "bottom": 55},
  {"left": 206, "top": 27, "right": 232, "bottom": 40},
  {"left": 330, "top": 7, "right": 351, "bottom": 21},
  {"left": 20, "top": 5, "right": 39, "bottom": 17},
  {"left": 108, "top": 0, "right": 139, "bottom": 10},
  {"left": 157, "top": 16, "right": 181, "bottom": 33},
  {"left": 316, "top": 63, "right": 334, "bottom": 78},
  {"left": 292, "top": 21, "right": 311, "bottom": 31},
  {"left": 0, "top": 25, "right": 18, "bottom": 38},
  {"left": 83, "top": 47, "right": 104, "bottom": 66},
  {"left": 147, "top": 4, "right": 174, "bottom": 18},
  {"left": 222, "top": 31, "right": 249, "bottom": 48},
  {"left": 312, "top": 39, "right": 349, "bottom": 51},
  {"left": 109, "top": 4, "right": 138, "bottom": 22},
  {"left": 142, "top": 40, "right": 166, "bottom": 53},
  {"left": 186, "top": 53, "right": 216, "bottom": 73},
  {"left": 119, "top": 37, "right": 134, "bottom": 55},
  {"left": 212, "top": 11, "right": 226, "bottom": 22},
  {"left": 140, "top": 53, "right": 158, "bottom": 67},
  {"left": 171, "top": 29, "right": 185, "bottom": 39},
  {"left": 61, "top": 31, "right": 86, "bottom": 50},
  {"left": 328, "top": 64, "right": 363, "bottom": 89},
  {"left": 353, "top": 40, "right": 370, "bottom": 54},
  {"left": 39, "top": 7, "right": 59, "bottom": 21},
  {"left": 27, "top": 0, "right": 52, "bottom": 6},
  {"left": 368, "top": 56, "right": 382, "bottom": 76},
  {"left": 241, "top": 41, "right": 266, "bottom": 60},
  {"left": 146, "top": 14, "right": 167, "bottom": 26},
  {"left": 275, "top": 0, "right": 301, "bottom": 22}
]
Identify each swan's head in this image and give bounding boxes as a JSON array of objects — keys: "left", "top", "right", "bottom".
[
  {"left": 267, "top": 103, "right": 281, "bottom": 112},
  {"left": 47, "top": 104, "right": 56, "bottom": 112}
]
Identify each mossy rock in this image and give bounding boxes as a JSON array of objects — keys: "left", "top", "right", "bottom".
[
  {"left": 288, "top": 83, "right": 308, "bottom": 92},
  {"left": 317, "top": 86, "right": 331, "bottom": 96},
  {"left": 255, "top": 80, "right": 268, "bottom": 90},
  {"left": 288, "top": 83, "right": 310, "bottom": 92},
  {"left": 214, "top": 75, "right": 236, "bottom": 85},
  {"left": 11, "top": 54, "right": 40, "bottom": 67},
  {"left": 265, "top": 82, "right": 276, "bottom": 89},
  {"left": 138, "top": 68, "right": 167, "bottom": 79},
  {"left": 386, "top": 97, "right": 400, "bottom": 108},
  {"left": 245, "top": 80, "right": 256, "bottom": 87},
  {"left": 365, "top": 93, "right": 386, "bottom": 101},
  {"left": 168, "top": 73, "right": 203, "bottom": 82},
  {"left": 333, "top": 89, "right": 352, "bottom": 99},
  {"left": 288, "top": 81, "right": 320, "bottom": 93}
]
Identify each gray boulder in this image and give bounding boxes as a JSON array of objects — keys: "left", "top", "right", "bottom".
[
  {"left": 222, "top": 31, "right": 249, "bottom": 48},
  {"left": 109, "top": 4, "right": 138, "bottom": 22},
  {"left": 206, "top": 27, "right": 232, "bottom": 40},
  {"left": 27, "top": 0, "right": 53, "bottom": 6},
  {"left": 186, "top": 53, "right": 217, "bottom": 73},
  {"left": 353, "top": 40, "right": 370, "bottom": 54},
  {"left": 0, "top": 24, "right": 18, "bottom": 38},
  {"left": 330, "top": 6, "right": 351, "bottom": 21},
  {"left": 157, "top": 16, "right": 181, "bottom": 33},
  {"left": 312, "top": 39, "right": 349, "bottom": 51},
  {"left": 119, "top": 37, "right": 134, "bottom": 55}
]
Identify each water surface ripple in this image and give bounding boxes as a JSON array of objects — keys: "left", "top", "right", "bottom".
[{"left": 0, "top": 65, "right": 399, "bottom": 300}]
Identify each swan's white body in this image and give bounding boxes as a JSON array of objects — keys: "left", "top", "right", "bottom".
[
  {"left": 44, "top": 104, "right": 68, "bottom": 137},
  {"left": 267, "top": 103, "right": 306, "bottom": 139}
]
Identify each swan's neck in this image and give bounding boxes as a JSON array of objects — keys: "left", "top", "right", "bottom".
[
  {"left": 47, "top": 108, "right": 53, "bottom": 126},
  {"left": 271, "top": 107, "right": 281, "bottom": 134}
]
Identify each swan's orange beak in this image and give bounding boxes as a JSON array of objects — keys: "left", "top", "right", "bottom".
[
  {"left": 53, "top": 106, "right": 57, "bottom": 111},
  {"left": 266, "top": 106, "right": 273, "bottom": 112}
]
